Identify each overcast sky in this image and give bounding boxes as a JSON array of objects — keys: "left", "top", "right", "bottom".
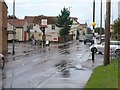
[{"left": 4, "top": 0, "right": 120, "bottom": 28}]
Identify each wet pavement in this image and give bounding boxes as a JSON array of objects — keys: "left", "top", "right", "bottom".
[
  {"left": 0, "top": 69, "right": 2, "bottom": 89},
  {"left": 1, "top": 40, "right": 113, "bottom": 88}
]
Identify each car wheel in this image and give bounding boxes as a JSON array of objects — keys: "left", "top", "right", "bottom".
[
  {"left": 115, "top": 49, "right": 120, "bottom": 55},
  {"left": 91, "top": 47, "right": 97, "bottom": 53},
  {"left": 91, "top": 41, "right": 94, "bottom": 45}
]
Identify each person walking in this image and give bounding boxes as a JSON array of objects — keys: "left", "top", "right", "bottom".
[{"left": 0, "top": 54, "right": 5, "bottom": 69}]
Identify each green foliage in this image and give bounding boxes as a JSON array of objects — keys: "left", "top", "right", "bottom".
[
  {"left": 85, "top": 58, "right": 119, "bottom": 88},
  {"left": 112, "top": 18, "right": 120, "bottom": 33},
  {"left": 86, "top": 28, "right": 92, "bottom": 34},
  {"left": 94, "top": 27, "right": 105, "bottom": 34},
  {"left": 112, "top": 35, "right": 120, "bottom": 41},
  {"left": 8, "top": 15, "right": 18, "bottom": 19},
  {"left": 111, "top": 17, "right": 120, "bottom": 40},
  {"left": 111, "top": 18, "right": 120, "bottom": 35},
  {"left": 56, "top": 7, "right": 73, "bottom": 36}
]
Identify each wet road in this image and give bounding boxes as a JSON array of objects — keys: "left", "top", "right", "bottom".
[{"left": 3, "top": 40, "right": 103, "bottom": 88}]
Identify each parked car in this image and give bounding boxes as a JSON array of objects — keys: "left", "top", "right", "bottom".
[
  {"left": 96, "top": 35, "right": 100, "bottom": 39},
  {"left": 84, "top": 34, "right": 94, "bottom": 45},
  {"left": 89, "top": 41, "right": 120, "bottom": 55},
  {"left": 96, "top": 34, "right": 105, "bottom": 42},
  {"left": 101, "top": 34, "right": 105, "bottom": 42}
]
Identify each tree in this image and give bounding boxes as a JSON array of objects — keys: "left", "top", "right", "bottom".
[
  {"left": 111, "top": 18, "right": 120, "bottom": 35},
  {"left": 56, "top": 7, "right": 73, "bottom": 37},
  {"left": 8, "top": 15, "right": 18, "bottom": 19},
  {"left": 94, "top": 27, "right": 105, "bottom": 34},
  {"left": 86, "top": 28, "right": 92, "bottom": 34},
  {"left": 111, "top": 17, "right": 120, "bottom": 40}
]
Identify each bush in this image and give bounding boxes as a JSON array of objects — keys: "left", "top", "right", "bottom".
[{"left": 112, "top": 35, "right": 120, "bottom": 41}]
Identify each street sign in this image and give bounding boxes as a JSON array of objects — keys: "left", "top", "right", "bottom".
[{"left": 41, "top": 19, "right": 47, "bottom": 28}]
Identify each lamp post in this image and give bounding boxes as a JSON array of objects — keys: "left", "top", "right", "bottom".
[
  {"left": 41, "top": 27, "right": 46, "bottom": 47},
  {"left": 104, "top": 0, "right": 111, "bottom": 66},
  {"left": 93, "top": 0, "right": 95, "bottom": 36},
  {"left": 40, "top": 19, "right": 47, "bottom": 47},
  {"left": 12, "top": 0, "right": 15, "bottom": 55}
]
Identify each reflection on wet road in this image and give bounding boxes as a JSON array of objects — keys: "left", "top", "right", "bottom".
[{"left": 3, "top": 41, "right": 98, "bottom": 88}]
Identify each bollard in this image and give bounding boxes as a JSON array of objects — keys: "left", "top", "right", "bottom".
[{"left": 91, "top": 48, "right": 95, "bottom": 63}]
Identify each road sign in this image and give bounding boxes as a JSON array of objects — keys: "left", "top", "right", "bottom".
[{"left": 41, "top": 19, "right": 47, "bottom": 28}]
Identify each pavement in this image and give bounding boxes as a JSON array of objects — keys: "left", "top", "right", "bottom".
[
  {"left": 6, "top": 41, "right": 74, "bottom": 58},
  {"left": 0, "top": 41, "right": 111, "bottom": 89},
  {"left": 0, "top": 69, "right": 2, "bottom": 90}
]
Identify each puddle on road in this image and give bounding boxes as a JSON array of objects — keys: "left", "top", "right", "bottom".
[
  {"left": 60, "top": 50, "right": 70, "bottom": 55},
  {"left": 58, "top": 44, "right": 70, "bottom": 49},
  {"left": 61, "top": 69, "right": 70, "bottom": 77},
  {"left": 55, "top": 59, "right": 86, "bottom": 78},
  {"left": 55, "top": 60, "right": 70, "bottom": 77},
  {"left": 12, "top": 57, "right": 19, "bottom": 61}
]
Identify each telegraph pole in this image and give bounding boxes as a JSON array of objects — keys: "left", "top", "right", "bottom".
[
  {"left": 100, "top": 0, "right": 102, "bottom": 44},
  {"left": 104, "top": 0, "right": 111, "bottom": 66},
  {"left": 12, "top": 0, "right": 15, "bottom": 55}
]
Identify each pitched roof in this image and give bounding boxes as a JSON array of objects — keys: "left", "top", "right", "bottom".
[
  {"left": 80, "top": 23, "right": 87, "bottom": 27},
  {"left": 24, "top": 16, "right": 35, "bottom": 24},
  {"left": 24, "top": 15, "right": 78, "bottom": 25},
  {"left": 8, "top": 19, "right": 25, "bottom": 28},
  {"left": 33, "top": 16, "right": 57, "bottom": 25}
]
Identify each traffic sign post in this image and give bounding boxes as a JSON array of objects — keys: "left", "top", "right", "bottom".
[
  {"left": 92, "top": 22, "right": 96, "bottom": 37},
  {"left": 40, "top": 19, "right": 47, "bottom": 47}
]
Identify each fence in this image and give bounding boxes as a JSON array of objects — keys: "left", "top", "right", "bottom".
[{"left": 58, "top": 35, "right": 73, "bottom": 43}]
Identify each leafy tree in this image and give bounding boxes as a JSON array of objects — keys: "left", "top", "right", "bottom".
[
  {"left": 94, "top": 27, "right": 105, "bottom": 34},
  {"left": 8, "top": 15, "right": 18, "bottom": 19},
  {"left": 111, "top": 17, "right": 120, "bottom": 35},
  {"left": 86, "top": 28, "right": 92, "bottom": 34},
  {"left": 56, "top": 7, "right": 73, "bottom": 37},
  {"left": 111, "top": 17, "right": 120, "bottom": 40}
]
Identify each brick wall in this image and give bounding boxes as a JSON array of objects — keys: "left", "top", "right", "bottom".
[
  {"left": 0, "top": 2, "right": 2, "bottom": 54},
  {"left": 0, "top": 1, "right": 8, "bottom": 55},
  {"left": 58, "top": 35, "right": 73, "bottom": 43}
]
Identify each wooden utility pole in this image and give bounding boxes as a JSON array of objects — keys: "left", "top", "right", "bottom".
[
  {"left": 104, "top": 0, "right": 111, "bottom": 66},
  {"left": 100, "top": 0, "right": 102, "bottom": 44}
]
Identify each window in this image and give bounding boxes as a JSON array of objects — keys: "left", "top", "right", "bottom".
[{"left": 52, "top": 25, "right": 55, "bottom": 29}]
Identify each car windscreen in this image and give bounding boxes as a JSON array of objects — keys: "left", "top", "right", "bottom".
[{"left": 85, "top": 35, "right": 93, "bottom": 39}]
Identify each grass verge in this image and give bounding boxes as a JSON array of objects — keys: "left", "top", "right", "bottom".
[{"left": 84, "top": 58, "right": 120, "bottom": 88}]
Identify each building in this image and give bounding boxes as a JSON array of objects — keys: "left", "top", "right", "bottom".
[
  {"left": 79, "top": 23, "right": 88, "bottom": 35},
  {"left": 7, "top": 15, "right": 80, "bottom": 43},
  {"left": 7, "top": 19, "right": 28, "bottom": 42},
  {"left": 25, "top": 16, "right": 79, "bottom": 42},
  {"left": 0, "top": 0, "right": 8, "bottom": 55}
]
